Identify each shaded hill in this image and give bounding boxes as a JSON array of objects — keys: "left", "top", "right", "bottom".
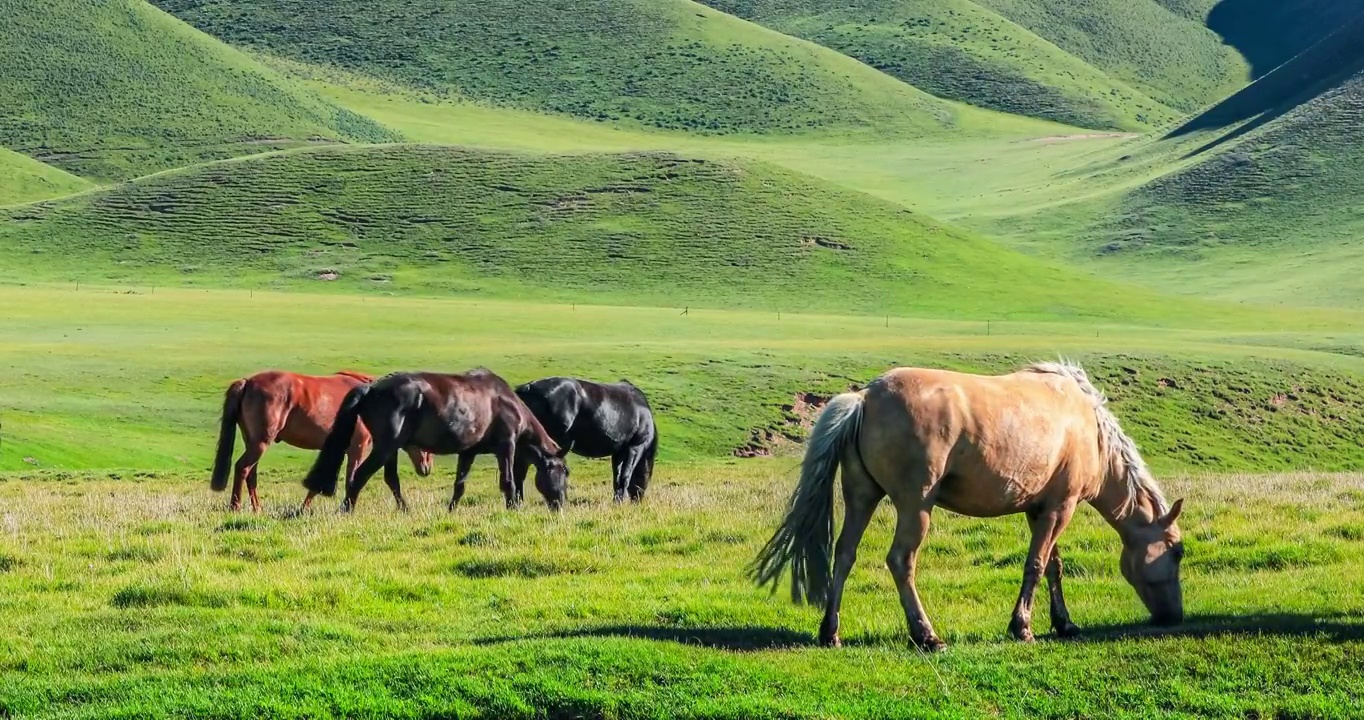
[
  {"left": 1207, "top": 0, "right": 1364, "bottom": 78},
  {"left": 700, "top": 0, "right": 1180, "bottom": 130},
  {"left": 0, "top": 148, "right": 91, "bottom": 207},
  {"left": 0, "top": 0, "right": 397, "bottom": 181},
  {"left": 152, "top": 0, "right": 962, "bottom": 137},
  {"left": 0, "top": 144, "right": 1202, "bottom": 321}
]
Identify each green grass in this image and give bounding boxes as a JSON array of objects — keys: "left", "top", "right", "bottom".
[
  {"left": 0, "top": 143, "right": 1227, "bottom": 320},
  {"left": 0, "top": 147, "right": 91, "bottom": 206},
  {"left": 701, "top": 0, "right": 1180, "bottom": 130},
  {"left": 152, "top": 0, "right": 965, "bottom": 137},
  {"left": 2, "top": 467, "right": 1363, "bottom": 718},
  {"left": 0, "top": 0, "right": 397, "bottom": 181},
  {"left": 1, "top": 285, "right": 1361, "bottom": 473}
]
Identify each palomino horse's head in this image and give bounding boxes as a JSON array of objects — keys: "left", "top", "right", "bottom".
[
  {"left": 1119, "top": 498, "right": 1185, "bottom": 626},
  {"left": 406, "top": 448, "right": 434, "bottom": 477}
]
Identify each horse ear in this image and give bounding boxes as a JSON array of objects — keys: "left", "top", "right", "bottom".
[{"left": 1159, "top": 498, "right": 1184, "bottom": 528}]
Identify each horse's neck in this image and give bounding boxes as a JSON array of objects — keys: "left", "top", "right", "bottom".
[{"left": 1090, "top": 472, "right": 1159, "bottom": 539}]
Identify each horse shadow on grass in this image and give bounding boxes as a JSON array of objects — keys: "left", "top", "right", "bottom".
[
  {"left": 474, "top": 624, "right": 815, "bottom": 652},
  {"left": 475, "top": 612, "right": 1364, "bottom": 653}
]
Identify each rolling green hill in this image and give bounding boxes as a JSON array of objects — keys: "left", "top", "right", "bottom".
[
  {"left": 152, "top": 0, "right": 963, "bottom": 137},
  {"left": 0, "top": 0, "right": 398, "bottom": 181},
  {"left": 0, "top": 148, "right": 91, "bottom": 207},
  {"left": 1078, "top": 13, "right": 1364, "bottom": 304},
  {"left": 0, "top": 143, "right": 1217, "bottom": 321},
  {"left": 699, "top": 0, "right": 1180, "bottom": 130}
]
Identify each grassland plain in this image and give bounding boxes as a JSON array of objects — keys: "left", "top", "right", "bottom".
[
  {"left": 1, "top": 466, "right": 1363, "bottom": 718},
  {"left": 151, "top": 0, "right": 962, "bottom": 137},
  {"left": 0, "top": 0, "right": 398, "bottom": 181}
]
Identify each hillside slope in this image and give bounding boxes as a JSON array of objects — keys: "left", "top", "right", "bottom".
[
  {"left": 0, "top": 144, "right": 1207, "bottom": 321},
  {"left": 0, "top": 0, "right": 397, "bottom": 181},
  {"left": 152, "top": 0, "right": 962, "bottom": 137},
  {"left": 0, "top": 148, "right": 91, "bottom": 207},
  {"left": 969, "top": 0, "right": 1248, "bottom": 114},
  {"left": 1077, "top": 13, "right": 1364, "bottom": 304},
  {"left": 701, "top": 0, "right": 1180, "bottom": 130}
]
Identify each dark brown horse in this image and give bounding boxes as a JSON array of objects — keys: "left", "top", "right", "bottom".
[
  {"left": 303, "top": 369, "right": 569, "bottom": 511},
  {"left": 211, "top": 371, "right": 433, "bottom": 512}
]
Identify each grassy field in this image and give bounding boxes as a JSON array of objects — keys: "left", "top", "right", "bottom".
[
  {"left": 0, "top": 0, "right": 396, "bottom": 181},
  {"left": 2, "top": 465, "right": 1363, "bottom": 718}
]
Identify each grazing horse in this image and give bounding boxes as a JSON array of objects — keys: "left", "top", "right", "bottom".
[
  {"left": 506, "top": 377, "right": 658, "bottom": 504},
  {"left": 753, "top": 361, "right": 1185, "bottom": 651},
  {"left": 211, "top": 371, "right": 433, "bottom": 512},
  {"left": 302, "top": 369, "right": 569, "bottom": 511}
]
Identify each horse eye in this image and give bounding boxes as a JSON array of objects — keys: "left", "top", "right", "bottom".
[{"left": 1172, "top": 546, "right": 1185, "bottom": 560}]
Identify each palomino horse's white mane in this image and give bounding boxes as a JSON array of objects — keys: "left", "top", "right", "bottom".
[{"left": 1025, "top": 360, "right": 1168, "bottom": 518}]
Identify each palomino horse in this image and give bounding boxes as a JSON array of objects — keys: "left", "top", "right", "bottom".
[
  {"left": 211, "top": 371, "right": 433, "bottom": 512},
  {"left": 754, "top": 361, "right": 1185, "bottom": 650},
  {"left": 510, "top": 377, "right": 658, "bottom": 504},
  {"left": 303, "top": 369, "right": 570, "bottom": 511}
]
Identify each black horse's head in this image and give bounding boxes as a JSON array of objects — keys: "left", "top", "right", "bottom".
[{"left": 530, "top": 447, "right": 570, "bottom": 510}]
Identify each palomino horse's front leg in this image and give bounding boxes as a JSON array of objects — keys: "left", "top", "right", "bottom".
[
  {"left": 1009, "top": 502, "right": 1077, "bottom": 641},
  {"left": 887, "top": 508, "right": 945, "bottom": 651}
]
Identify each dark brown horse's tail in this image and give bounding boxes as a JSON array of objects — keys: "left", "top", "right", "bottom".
[
  {"left": 303, "top": 384, "right": 369, "bottom": 497},
  {"left": 210, "top": 379, "right": 247, "bottom": 491}
]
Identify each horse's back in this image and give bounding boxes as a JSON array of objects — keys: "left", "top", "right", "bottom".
[{"left": 859, "top": 366, "right": 1102, "bottom": 515}]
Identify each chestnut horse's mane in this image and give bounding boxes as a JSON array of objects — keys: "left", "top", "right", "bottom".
[{"left": 1024, "top": 360, "right": 1168, "bottom": 518}]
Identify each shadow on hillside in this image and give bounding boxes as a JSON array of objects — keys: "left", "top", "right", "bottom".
[
  {"left": 1170, "top": 4, "right": 1364, "bottom": 144},
  {"left": 475, "top": 624, "right": 814, "bottom": 652},
  {"left": 1207, "top": 0, "right": 1363, "bottom": 79}
]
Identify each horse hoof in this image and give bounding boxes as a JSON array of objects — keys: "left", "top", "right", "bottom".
[
  {"left": 914, "top": 636, "right": 947, "bottom": 653},
  {"left": 1055, "top": 622, "right": 1082, "bottom": 639},
  {"left": 819, "top": 633, "right": 841, "bottom": 648}
]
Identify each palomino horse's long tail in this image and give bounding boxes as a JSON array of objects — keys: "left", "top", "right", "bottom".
[
  {"left": 751, "top": 390, "right": 865, "bottom": 605},
  {"left": 210, "top": 379, "right": 247, "bottom": 491},
  {"left": 302, "top": 384, "right": 371, "bottom": 497}
]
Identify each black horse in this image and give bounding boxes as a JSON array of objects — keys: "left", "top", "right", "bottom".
[
  {"left": 303, "top": 369, "right": 569, "bottom": 511},
  {"left": 512, "top": 377, "right": 658, "bottom": 503}
]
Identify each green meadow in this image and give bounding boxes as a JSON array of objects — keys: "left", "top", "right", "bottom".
[{"left": 4, "top": 0, "right": 1364, "bottom": 716}]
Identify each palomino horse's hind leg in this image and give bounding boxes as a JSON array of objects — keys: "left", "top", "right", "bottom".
[
  {"left": 1046, "top": 545, "right": 1082, "bottom": 638},
  {"left": 381, "top": 456, "right": 408, "bottom": 512},
  {"left": 819, "top": 452, "right": 885, "bottom": 648},
  {"left": 1008, "top": 501, "right": 1077, "bottom": 642},
  {"left": 886, "top": 506, "right": 946, "bottom": 651}
]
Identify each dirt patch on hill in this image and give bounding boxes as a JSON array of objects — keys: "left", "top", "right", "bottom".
[{"left": 734, "top": 387, "right": 860, "bottom": 457}]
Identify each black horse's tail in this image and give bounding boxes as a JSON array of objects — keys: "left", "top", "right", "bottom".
[
  {"left": 210, "top": 379, "right": 247, "bottom": 491},
  {"left": 303, "top": 384, "right": 370, "bottom": 497},
  {"left": 630, "top": 423, "right": 658, "bottom": 499}
]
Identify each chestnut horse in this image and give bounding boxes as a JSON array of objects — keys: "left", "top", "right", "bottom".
[
  {"left": 211, "top": 371, "right": 432, "bottom": 512},
  {"left": 302, "top": 368, "right": 569, "bottom": 512},
  {"left": 754, "top": 361, "right": 1185, "bottom": 651}
]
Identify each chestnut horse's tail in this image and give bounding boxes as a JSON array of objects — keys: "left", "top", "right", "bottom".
[
  {"left": 751, "top": 390, "right": 866, "bottom": 605},
  {"left": 302, "top": 384, "right": 370, "bottom": 497},
  {"left": 210, "top": 379, "right": 247, "bottom": 491}
]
